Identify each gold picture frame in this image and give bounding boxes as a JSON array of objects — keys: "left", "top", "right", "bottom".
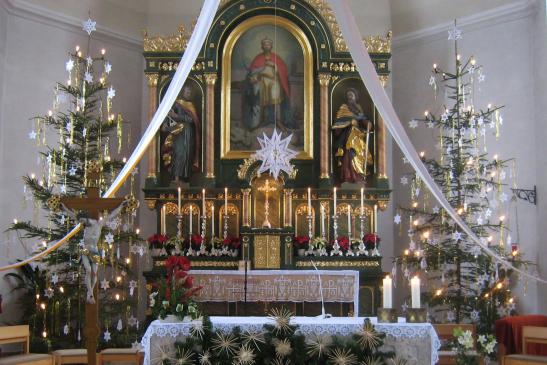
[{"left": 221, "top": 15, "right": 313, "bottom": 159}]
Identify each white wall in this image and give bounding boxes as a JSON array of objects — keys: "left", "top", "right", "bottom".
[
  {"left": 0, "top": 2, "right": 144, "bottom": 323},
  {"left": 390, "top": 1, "right": 541, "bottom": 312}
]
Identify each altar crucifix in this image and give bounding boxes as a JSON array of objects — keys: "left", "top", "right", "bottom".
[
  {"left": 258, "top": 179, "right": 277, "bottom": 228},
  {"left": 60, "top": 160, "right": 125, "bottom": 365}
]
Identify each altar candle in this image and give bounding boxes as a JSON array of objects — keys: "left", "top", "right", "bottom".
[
  {"left": 202, "top": 189, "right": 206, "bottom": 214},
  {"left": 347, "top": 205, "right": 352, "bottom": 238},
  {"left": 177, "top": 187, "right": 181, "bottom": 215},
  {"left": 224, "top": 187, "right": 228, "bottom": 215},
  {"left": 374, "top": 204, "right": 378, "bottom": 233},
  {"left": 411, "top": 276, "right": 421, "bottom": 308},
  {"left": 333, "top": 187, "right": 337, "bottom": 215},
  {"left": 211, "top": 205, "right": 215, "bottom": 237},
  {"left": 161, "top": 205, "right": 166, "bottom": 235},
  {"left": 307, "top": 187, "right": 312, "bottom": 215},
  {"left": 383, "top": 275, "right": 393, "bottom": 309},
  {"left": 320, "top": 204, "right": 325, "bottom": 237},
  {"left": 189, "top": 205, "right": 193, "bottom": 235},
  {"left": 360, "top": 187, "right": 364, "bottom": 216}
]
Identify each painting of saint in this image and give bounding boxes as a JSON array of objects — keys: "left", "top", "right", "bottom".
[{"left": 222, "top": 16, "right": 312, "bottom": 159}]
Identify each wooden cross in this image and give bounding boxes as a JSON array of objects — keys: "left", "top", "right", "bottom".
[{"left": 61, "top": 161, "right": 124, "bottom": 365}]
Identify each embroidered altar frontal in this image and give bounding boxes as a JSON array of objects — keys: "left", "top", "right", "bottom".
[{"left": 190, "top": 269, "right": 359, "bottom": 306}]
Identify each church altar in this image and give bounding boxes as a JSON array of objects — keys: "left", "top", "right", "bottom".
[
  {"left": 141, "top": 316, "right": 441, "bottom": 365},
  {"left": 189, "top": 269, "right": 359, "bottom": 309}
]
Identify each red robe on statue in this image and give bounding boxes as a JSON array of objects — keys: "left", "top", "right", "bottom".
[{"left": 248, "top": 52, "right": 290, "bottom": 98}]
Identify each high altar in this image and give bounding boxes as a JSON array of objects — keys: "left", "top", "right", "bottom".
[{"left": 142, "top": 0, "right": 392, "bottom": 317}]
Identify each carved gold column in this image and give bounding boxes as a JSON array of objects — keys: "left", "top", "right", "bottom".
[
  {"left": 283, "top": 188, "right": 293, "bottom": 227},
  {"left": 318, "top": 73, "right": 331, "bottom": 179},
  {"left": 146, "top": 74, "right": 159, "bottom": 179},
  {"left": 205, "top": 73, "right": 217, "bottom": 178},
  {"left": 241, "top": 188, "right": 251, "bottom": 227},
  {"left": 378, "top": 113, "right": 386, "bottom": 178}
]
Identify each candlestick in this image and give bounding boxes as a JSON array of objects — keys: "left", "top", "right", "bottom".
[
  {"left": 224, "top": 187, "right": 228, "bottom": 215},
  {"left": 161, "top": 205, "right": 166, "bottom": 235},
  {"left": 189, "top": 205, "right": 193, "bottom": 236},
  {"left": 383, "top": 276, "right": 393, "bottom": 309},
  {"left": 320, "top": 204, "right": 326, "bottom": 239},
  {"left": 307, "top": 187, "right": 312, "bottom": 215},
  {"left": 202, "top": 189, "right": 206, "bottom": 213},
  {"left": 411, "top": 276, "right": 421, "bottom": 308},
  {"left": 178, "top": 187, "right": 181, "bottom": 215},
  {"left": 347, "top": 205, "right": 352, "bottom": 238},
  {"left": 211, "top": 205, "right": 215, "bottom": 238}
]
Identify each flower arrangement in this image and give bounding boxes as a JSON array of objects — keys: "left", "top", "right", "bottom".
[
  {"left": 363, "top": 233, "right": 380, "bottom": 251},
  {"left": 147, "top": 234, "right": 168, "bottom": 249},
  {"left": 293, "top": 236, "right": 310, "bottom": 250},
  {"left": 149, "top": 255, "right": 202, "bottom": 321},
  {"left": 452, "top": 327, "right": 497, "bottom": 365},
  {"left": 335, "top": 236, "right": 350, "bottom": 252}
]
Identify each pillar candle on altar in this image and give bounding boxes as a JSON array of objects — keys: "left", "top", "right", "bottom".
[
  {"left": 411, "top": 276, "right": 421, "bottom": 308},
  {"left": 224, "top": 187, "right": 228, "bottom": 215},
  {"left": 211, "top": 205, "right": 215, "bottom": 237},
  {"left": 189, "top": 205, "right": 193, "bottom": 235},
  {"left": 333, "top": 187, "right": 337, "bottom": 215},
  {"left": 383, "top": 275, "right": 393, "bottom": 308},
  {"left": 347, "top": 205, "right": 352, "bottom": 238},
  {"left": 307, "top": 187, "right": 312, "bottom": 215},
  {"left": 320, "top": 204, "right": 325, "bottom": 238},
  {"left": 161, "top": 205, "right": 166, "bottom": 235},
  {"left": 202, "top": 189, "right": 206, "bottom": 214},
  {"left": 177, "top": 187, "right": 181, "bottom": 215}
]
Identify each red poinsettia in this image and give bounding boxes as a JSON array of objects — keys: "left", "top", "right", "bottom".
[
  {"left": 337, "top": 236, "right": 350, "bottom": 251},
  {"left": 223, "top": 236, "right": 241, "bottom": 250},
  {"left": 293, "top": 236, "right": 310, "bottom": 248},
  {"left": 165, "top": 255, "right": 191, "bottom": 274},
  {"left": 191, "top": 234, "right": 203, "bottom": 247},
  {"left": 363, "top": 233, "right": 381, "bottom": 250},
  {"left": 147, "top": 234, "right": 168, "bottom": 248}
]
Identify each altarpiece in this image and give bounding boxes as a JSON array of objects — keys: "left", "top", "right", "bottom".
[{"left": 142, "top": 0, "right": 392, "bottom": 316}]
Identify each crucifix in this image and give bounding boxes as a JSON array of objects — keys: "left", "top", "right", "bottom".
[
  {"left": 258, "top": 179, "right": 277, "bottom": 228},
  {"left": 60, "top": 160, "right": 125, "bottom": 365}
]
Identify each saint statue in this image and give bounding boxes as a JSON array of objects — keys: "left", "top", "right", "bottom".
[
  {"left": 243, "top": 37, "right": 293, "bottom": 130},
  {"left": 161, "top": 86, "right": 201, "bottom": 182},
  {"left": 332, "top": 87, "right": 373, "bottom": 184},
  {"left": 62, "top": 201, "right": 127, "bottom": 303}
]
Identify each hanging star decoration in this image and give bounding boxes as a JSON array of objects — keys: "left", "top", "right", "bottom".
[
  {"left": 63, "top": 324, "right": 69, "bottom": 335},
  {"left": 107, "top": 86, "right": 116, "bottom": 99},
  {"left": 128, "top": 315, "right": 138, "bottom": 327},
  {"left": 51, "top": 272, "right": 59, "bottom": 285},
  {"left": 65, "top": 59, "right": 74, "bottom": 72},
  {"left": 82, "top": 18, "right": 96, "bottom": 36},
  {"left": 86, "top": 56, "right": 93, "bottom": 66},
  {"left": 28, "top": 130, "right": 37, "bottom": 140},
  {"left": 68, "top": 166, "right": 77, "bottom": 176},
  {"left": 84, "top": 71, "right": 93, "bottom": 83},
  {"left": 100, "top": 278, "right": 110, "bottom": 291},
  {"left": 104, "top": 62, "right": 112, "bottom": 74},
  {"left": 129, "top": 280, "right": 138, "bottom": 296},
  {"left": 393, "top": 214, "right": 401, "bottom": 225},
  {"left": 253, "top": 129, "right": 297, "bottom": 180},
  {"left": 104, "top": 232, "right": 115, "bottom": 244},
  {"left": 448, "top": 25, "right": 462, "bottom": 40},
  {"left": 400, "top": 176, "right": 409, "bottom": 186},
  {"left": 103, "top": 329, "right": 111, "bottom": 342},
  {"left": 408, "top": 119, "right": 418, "bottom": 129}
]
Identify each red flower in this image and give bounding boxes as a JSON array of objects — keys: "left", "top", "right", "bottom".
[
  {"left": 177, "top": 256, "right": 191, "bottom": 271},
  {"left": 230, "top": 237, "right": 241, "bottom": 250},
  {"left": 183, "top": 285, "right": 203, "bottom": 299},
  {"left": 165, "top": 256, "right": 179, "bottom": 271},
  {"left": 363, "top": 233, "right": 381, "bottom": 244},
  {"left": 293, "top": 236, "right": 310, "bottom": 247},
  {"left": 184, "top": 276, "right": 194, "bottom": 289},
  {"left": 165, "top": 286, "right": 171, "bottom": 300},
  {"left": 337, "top": 236, "right": 350, "bottom": 251},
  {"left": 223, "top": 237, "right": 232, "bottom": 246},
  {"left": 147, "top": 234, "right": 169, "bottom": 246},
  {"left": 191, "top": 234, "right": 203, "bottom": 245}
]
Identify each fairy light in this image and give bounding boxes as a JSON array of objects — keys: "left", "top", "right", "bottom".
[
  {"left": 496, "top": 282, "right": 503, "bottom": 290},
  {"left": 422, "top": 231, "right": 430, "bottom": 239},
  {"left": 136, "top": 228, "right": 140, "bottom": 235},
  {"left": 412, "top": 202, "right": 418, "bottom": 208},
  {"left": 39, "top": 180, "right": 44, "bottom": 186},
  {"left": 122, "top": 157, "right": 127, "bottom": 163},
  {"left": 101, "top": 49, "right": 106, "bottom": 55},
  {"left": 404, "top": 249, "right": 410, "bottom": 256},
  {"left": 36, "top": 294, "right": 40, "bottom": 300},
  {"left": 457, "top": 208, "right": 464, "bottom": 215},
  {"left": 414, "top": 250, "right": 421, "bottom": 257},
  {"left": 490, "top": 171, "right": 496, "bottom": 178},
  {"left": 424, "top": 110, "right": 429, "bottom": 117},
  {"left": 435, "top": 289, "right": 443, "bottom": 296},
  {"left": 413, "top": 219, "right": 419, "bottom": 226},
  {"left": 59, "top": 286, "right": 64, "bottom": 293},
  {"left": 125, "top": 258, "right": 131, "bottom": 264},
  {"left": 75, "top": 45, "right": 80, "bottom": 52},
  {"left": 42, "top": 241, "right": 47, "bottom": 248},
  {"left": 42, "top": 331, "right": 47, "bottom": 338},
  {"left": 487, "top": 236, "right": 493, "bottom": 243},
  {"left": 493, "top": 154, "right": 498, "bottom": 160},
  {"left": 509, "top": 297, "right": 514, "bottom": 304},
  {"left": 116, "top": 276, "right": 122, "bottom": 283},
  {"left": 457, "top": 54, "right": 461, "bottom": 61},
  {"left": 487, "top": 103, "right": 492, "bottom": 109},
  {"left": 419, "top": 151, "right": 425, "bottom": 158},
  {"left": 115, "top": 294, "right": 120, "bottom": 301},
  {"left": 77, "top": 51, "right": 82, "bottom": 57},
  {"left": 499, "top": 215, "right": 506, "bottom": 222},
  {"left": 31, "top": 173, "right": 36, "bottom": 179},
  {"left": 484, "top": 293, "right": 490, "bottom": 298},
  {"left": 13, "top": 219, "right": 18, "bottom": 224},
  {"left": 48, "top": 110, "right": 53, "bottom": 117},
  {"left": 67, "top": 79, "right": 71, "bottom": 86},
  {"left": 433, "top": 63, "right": 437, "bottom": 70},
  {"left": 471, "top": 58, "right": 476, "bottom": 66},
  {"left": 40, "top": 303, "right": 46, "bottom": 310}
]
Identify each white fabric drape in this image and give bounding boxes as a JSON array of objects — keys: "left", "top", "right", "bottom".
[
  {"left": 0, "top": 0, "right": 221, "bottom": 271},
  {"left": 328, "top": 0, "right": 545, "bottom": 283}
]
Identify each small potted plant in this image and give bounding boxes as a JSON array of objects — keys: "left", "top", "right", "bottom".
[
  {"left": 149, "top": 255, "right": 202, "bottom": 322},
  {"left": 293, "top": 236, "right": 310, "bottom": 256},
  {"left": 336, "top": 236, "right": 350, "bottom": 254},
  {"left": 147, "top": 234, "right": 168, "bottom": 257},
  {"left": 312, "top": 237, "right": 328, "bottom": 256},
  {"left": 229, "top": 236, "right": 241, "bottom": 257},
  {"left": 452, "top": 327, "right": 497, "bottom": 365},
  {"left": 363, "top": 233, "right": 381, "bottom": 255}
]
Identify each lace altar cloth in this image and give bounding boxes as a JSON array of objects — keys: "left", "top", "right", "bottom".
[
  {"left": 190, "top": 269, "right": 359, "bottom": 307},
  {"left": 142, "top": 316, "right": 441, "bottom": 365}
]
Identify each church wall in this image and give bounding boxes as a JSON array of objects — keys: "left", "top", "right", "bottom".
[
  {"left": 0, "top": 6, "right": 145, "bottom": 323},
  {"left": 532, "top": 0, "right": 547, "bottom": 314},
  {"left": 391, "top": 2, "right": 540, "bottom": 313}
]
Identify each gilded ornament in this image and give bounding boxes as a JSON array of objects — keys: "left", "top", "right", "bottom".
[
  {"left": 163, "top": 202, "right": 178, "bottom": 216},
  {"left": 123, "top": 194, "right": 139, "bottom": 214},
  {"left": 295, "top": 260, "right": 380, "bottom": 268},
  {"left": 143, "top": 25, "right": 189, "bottom": 52},
  {"left": 146, "top": 199, "right": 157, "bottom": 210},
  {"left": 318, "top": 73, "right": 331, "bottom": 86},
  {"left": 204, "top": 73, "right": 218, "bottom": 85},
  {"left": 363, "top": 31, "right": 392, "bottom": 53},
  {"left": 238, "top": 156, "right": 258, "bottom": 180},
  {"left": 146, "top": 74, "right": 158, "bottom": 87},
  {"left": 377, "top": 200, "right": 388, "bottom": 211},
  {"left": 46, "top": 195, "right": 61, "bottom": 212},
  {"left": 87, "top": 160, "right": 102, "bottom": 174}
]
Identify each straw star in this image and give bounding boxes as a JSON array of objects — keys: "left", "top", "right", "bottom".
[
  {"left": 253, "top": 129, "right": 297, "bottom": 180},
  {"left": 82, "top": 18, "right": 96, "bottom": 35}
]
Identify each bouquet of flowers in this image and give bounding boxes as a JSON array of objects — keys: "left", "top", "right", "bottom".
[
  {"left": 293, "top": 236, "right": 310, "bottom": 250},
  {"left": 363, "top": 233, "right": 381, "bottom": 251},
  {"left": 222, "top": 236, "right": 241, "bottom": 257},
  {"left": 190, "top": 234, "right": 204, "bottom": 250},
  {"left": 335, "top": 236, "right": 350, "bottom": 252},
  {"left": 149, "top": 255, "right": 202, "bottom": 321},
  {"left": 147, "top": 234, "right": 168, "bottom": 249},
  {"left": 452, "top": 327, "right": 497, "bottom": 365}
]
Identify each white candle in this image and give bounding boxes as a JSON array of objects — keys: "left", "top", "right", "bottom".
[
  {"left": 347, "top": 205, "right": 352, "bottom": 238},
  {"left": 202, "top": 189, "right": 206, "bottom": 214},
  {"left": 333, "top": 187, "right": 337, "bottom": 215},
  {"left": 308, "top": 187, "right": 312, "bottom": 216},
  {"left": 383, "top": 275, "right": 393, "bottom": 309},
  {"left": 360, "top": 187, "right": 364, "bottom": 216},
  {"left": 411, "top": 276, "right": 421, "bottom": 308},
  {"left": 320, "top": 205, "right": 325, "bottom": 237},
  {"left": 189, "top": 205, "right": 193, "bottom": 235},
  {"left": 161, "top": 205, "right": 166, "bottom": 235},
  {"left": 224, "top": 187, "right": 228, "bottom": 215},
  {"left": 211, "top": 205, "right": 215, "bottom": 237},
  {"left": 374, "top": 204, "right": 378, "bottom": 233},
  {"left": 177, "top": 187, "right": 181, "bottom": 215}
]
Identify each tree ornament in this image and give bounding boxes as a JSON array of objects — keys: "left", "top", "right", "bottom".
[
  {"left": 46, "top": 195, "right": 61, "bottom": 212},
  {"left": 252, "top": 129, "right": 297, "bottom": 180},
  {"left": 82, "top": 18, "right": 96, "bottom": 35}
]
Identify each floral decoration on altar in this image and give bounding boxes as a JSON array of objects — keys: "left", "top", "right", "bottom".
[
  {"left": 295, "top": 234, "right": 381, "bottom": 257},
  {"left": 149, "top": 234, "right": 242, "bottom": 258},
  {"left": 149, "top": 256, "right": 202, "bottom": 321},
  {"left": 452, "top": 327, "right": 497, "bottom": 364}
]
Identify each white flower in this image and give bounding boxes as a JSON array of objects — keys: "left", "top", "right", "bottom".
[{"left": 457, "top": 330, "right": 474, "bottom": 350}]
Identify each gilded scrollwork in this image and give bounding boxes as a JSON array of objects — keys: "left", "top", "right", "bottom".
[{"left": 143, "top": 25, "right": 189, "bottom": 52}]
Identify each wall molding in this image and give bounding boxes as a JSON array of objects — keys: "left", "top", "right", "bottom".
[
  {"left": 393, "top": 0, "right": 535, "bottom": 49},
  {"left": 1, "top": 0, "right": 143, "bottom": 51}
]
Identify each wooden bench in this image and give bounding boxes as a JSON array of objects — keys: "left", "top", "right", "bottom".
[
  {"left": 51, "top": 349, "right": 87, "bottom": 364},
  {"left": 503, "top": 326, "right": 547, "bottom": 365},
  {"left": 0, "top": 325, "right": 52, "bottom": 365},
  {"left": 434, "top": 323, "right": 484, "bottom": 365},
  {"left": 98, "top": 348, "right": 143, "bottom": 365}
]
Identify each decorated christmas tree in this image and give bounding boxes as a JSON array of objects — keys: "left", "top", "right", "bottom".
[
  {"left": 393, "top": 23, "right": 524, "bottom": 335},
  {"left": 6, "top": 18, "right": 145, "bottom": 351}
]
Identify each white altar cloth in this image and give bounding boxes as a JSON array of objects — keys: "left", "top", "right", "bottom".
[
  {"left": 190, "top": 269, "right": 359, "bottom": 309},
  {"left": 142, "top": 316, "right": 441, "bottom": 365}
]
